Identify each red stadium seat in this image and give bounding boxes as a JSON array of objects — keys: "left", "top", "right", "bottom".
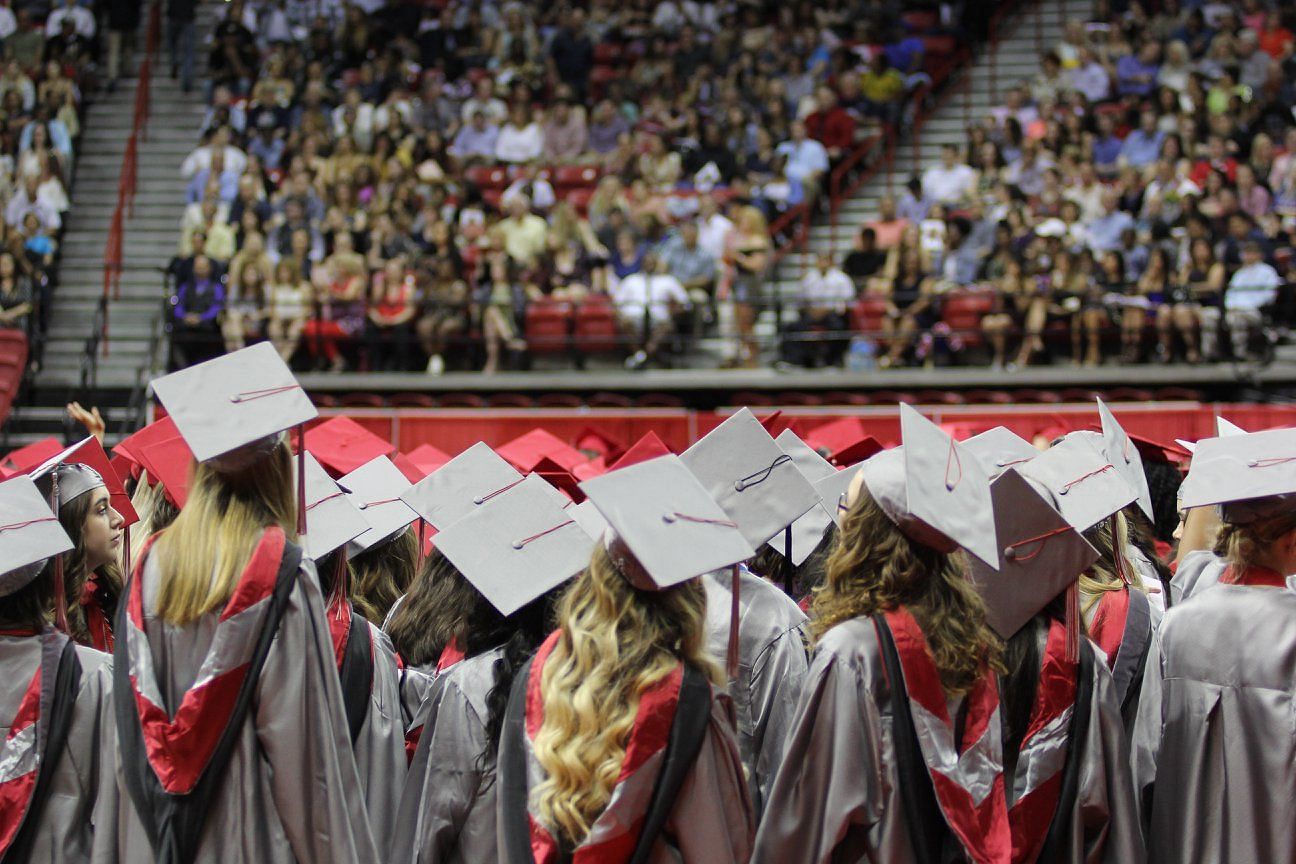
[
  {"left": 553, "top": 165, "right": 601, "bottom": 189},
  {"left": 536, "top": 393, "right": 586, "bottom": 408},
  {"left": 926, "top": 391, "right": 966, "bottom": 406},
  {"left": 593, "top": 43, "right": 622, "bottom": 65},
  {"left": 573, "top": 295, "right": 622, "bottom": 356},
  {"left": 525, "top": 298, "right": 574, "bottom": 355},
  {"left": 485, "top": 394, "right": 536, "bottom": 408},
  {"left": 586, "top": 392, "right": 635, "bottom": 408},
  {"left": 961, "top": 389, "right": 1014, "bottom": 405},
  {"left": 1106, "top": 387, "right": 1155, "bottom": 402},
  {"left": 775, "top": 392, "right": 823, "bottom": 407},
  {"left": 849, "top": 296, "right": 889, "bottom": 336},
  {"left": 941, "top": 291, "right": 994, "bottom": 350},
  {"left": 820, "top": 391, "right": 872, "bottom": 406},
  {"left": 438, "top": 393, "right": 487, "bottom": 408},
  {"left": 481, "top": 189, "right": 504, "bottom": 212},
  {"left": 1154, "top": 387, "right": 1201, "bottom": 402},
  {"left": 922, "top": 35, "right": 958, "bottom": 56},
  {"left": 388, "top": 393, "right": 436, "bottom": 408},
  {"left": 338, "top": 393, "right": 386, "bottom": 408},
  {"left": 1011, "top": 389, "right": 1062, "bottom": 404},
  {"left": 464, "top": 165, "right": 508, "bottom": 190},
  {"left": 730, "top": 391, "right": 775, "bottom": 407},
  {"left": 565, "top": 187, "right": 595, "bottom": 213},
  {"left": 636, "top": 394, "right": 685, "bottom": 408},
  {"left": 901, "top": 10, "right": 939, "bottom": 30}
]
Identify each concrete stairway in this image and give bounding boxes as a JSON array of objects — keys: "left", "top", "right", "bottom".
[{"left": 766, "top": 0, "right": 1091, "bottom": 306}]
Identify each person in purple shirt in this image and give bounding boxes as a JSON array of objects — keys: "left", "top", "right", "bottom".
[
  {"left": 1116, "top": 43, "right": 1161, "bottom": 97},
  {"left": 586, "top": 99, "right": 630, "bottom": 155},
  {"left": 1120, "top": 109, "right": 1165, "bottom": 168},
  {"left": 1091, "top": 112, "right": 1123, "bottom": 174},
  {"left": 172, "top": 254, "right": 226, "bottom": 367},
  {"left": 448, "top": 110, "right": 500, "bottom": 164}
]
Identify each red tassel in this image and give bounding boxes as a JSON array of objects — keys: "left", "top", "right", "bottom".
[
  {"left": 53, "top": 554, "right": 68, "bottom": 635},
  {"left": 329, "top": 552, "right": 349, "bottom": 623},
  {"left": 295, "top": 424, "right": 307, "bottom": 537},
  {"left": 726, "top": 564, "right": 740, "bottom": 680},
  {"left": 1064, "top": 582, "right": 1080, "bottom": 663}
]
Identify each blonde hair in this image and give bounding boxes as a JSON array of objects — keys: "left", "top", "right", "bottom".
[
  {"left": 811, "top": 484, "right": 1003, "bottom": 696},
  {"left": 152, "top": 441, "right": 297, "bottom": 626},
  {"left": 1213, "top": 507, "right": 1296, "bottom": 572},
  {"left": 128, "top": 474, "right": 179, "bottom": 567},
  {"left": 531, "top": 546, "right": 718, "bottom": 847},
  {"left": 737, "top": 204, "right": 768, "bottom": 235},
  {"left": 1079, "top": 511, "right": 1142, "bottom": 616}
]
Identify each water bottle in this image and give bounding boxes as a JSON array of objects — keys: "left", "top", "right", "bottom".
[{"left": 847, "top": 337, "right": 876, "bottom": 371}]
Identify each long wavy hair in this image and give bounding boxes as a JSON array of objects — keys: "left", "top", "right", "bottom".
[
  {"left": 747, "top": 523, "right": 837, "bottom": 602},
  {"left": 811, "top": 483, "right": 1003, "bottom": 697},
  {"left": 152, "top": 440, "right": 297, "bottom": 626},
  {"left": 1079, "top": 511, "right": 1144, "bottom": 617},
  {"left": 1213, "top": 505, "right": 1296, "bottom": 572},
  {"left": 0, "top": 570, "right": 51, "bottom": 630},
  {"left": 57, "top": 490, "right": 125, "bottom": 645},
  {"left": 531, "top": 545, "right": 718, "bottom": 848},
  {"left": 128, "top": 475, "right": 180, "bottom": 567},
  {"left": 348, "top": 527, "right": 418, "bottom": 624}
]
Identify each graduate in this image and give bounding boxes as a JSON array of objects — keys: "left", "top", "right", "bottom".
[
  {"left": 497, "top": 454, "right": 756, "bottom": 863},
  {"left": 971, "top": 468, "right": 1144, "bottom": 862},
  {"left": 0, "top": 475, "right": 114, "bottom": 863},
  {"left": 92, "top": 343, "right": 379, "bottom": 863},
  {"left": 1020, "top": 434, "right": 1157, "bottom": 719},
  {"left": 303, "top": 453, "right": 410, "bottom": 859},
  {"left": 392, "top": 474, "right": 591, "bottom": 864},
  {"left": 1132, "top": 427, "right": 1296, "bottom": 863},
  {"left": 753, "top": 405, "right": 1011, "bottom": 863},
  {"left": 679, "top": 411, "right": 823, "bottom": 816},
  {"left": 30, "top": 438, "right": 135, "bottom": 652}
]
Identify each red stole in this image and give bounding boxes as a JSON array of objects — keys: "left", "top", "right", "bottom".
[
  {"left": 125, "top": 529, "right": 287, "bottom": 794},
  {"left": 1221, "top": 564, "right": 1288, "bottom": 588},
  {"left": 436, "top": 638, "right": 465, "bottom": 674},
  {"left": 1007, "top": 619, "right": 1079, "bottom": 864},
  {"left": 79, "top": 574, "right": 114, "bottom": 653},
  {"left": 1087, "top": 589, "right": 1130, "bottom": 663},
  {"left": 0, "top": 666, "right": 41, "bottom": 855},
  {"left": 525, "top": 631, "right": 684, "bottom": 864},
  {"left": 883, "top": 607, "right": 1011, "bottom": 864}
]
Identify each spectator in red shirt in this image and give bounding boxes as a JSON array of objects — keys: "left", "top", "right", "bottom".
[
  {"left": 1190, "top": 135, "right": 1239, "bottom": 187},
  {"left": 1258, "top": 9, "right": 1295, "bottom": 60},
  {"left": 804, "top": 86, "right": 856, "bottom": 160}
]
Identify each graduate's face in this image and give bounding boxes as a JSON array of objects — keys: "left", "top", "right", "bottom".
[{"left": 80, "top": 488, "right": 124, "bottom": 573}]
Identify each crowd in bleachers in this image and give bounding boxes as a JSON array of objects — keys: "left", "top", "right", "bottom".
[
  {"left": 166, "top": 0, "right": 972, "bottom": 372},
  {"left": 814, "top": 0, "right": 1296, "bottom": 369},
  {"left": 0, "top": 0, "right": 110, "bottom": 364}
]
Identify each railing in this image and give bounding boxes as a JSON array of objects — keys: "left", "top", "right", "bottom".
[{"left": 99, "top": 0, "right": 161, "bottom": 358}]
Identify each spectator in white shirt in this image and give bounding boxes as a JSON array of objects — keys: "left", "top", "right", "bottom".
[
  {"left": 460, "top": 76, "right": 508, "bottom": 125},
  {"left": 614, "top": 253, "right": 689, "bottom": 369},
  {"left": 495, "top": 103, "right": 544, "bottom": 164},
  {"left": 5, "top": 175, "right": 58, "bottom": 231},
  {"left": 695, "top": 193, "right": 734, "bottom": 262},
  {"left": 502, "top": 164, "right": 556, "bottom": 211},
  {"left": 1225, "top": 241, "right": 1282, "bottom": 358},
  {"left": 46, "top": 0, "right": 94, "bottom": 38},
  {"left": 922, "top": 144, "right": 978, "bottom": 205},
  {"left": 782, "top": 252, "right": 856, "bottom": 367},
  {"left": 1069, "top": 46, "right": 1111, "bottom": 103},
  {"left": 0, "top": 5, "right": 17, "bottom": 40},
  {"left": 180, "top": 127, "right": 247, "bottom": 178},
  {"left": 775, "top": 121, "right": 829, "bottom": 199}
]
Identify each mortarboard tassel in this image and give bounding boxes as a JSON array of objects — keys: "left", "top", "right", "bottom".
[
  {"left": 122, "top": 523, "right": 131, "bottom": 581},
  {"left": 1064, "top": 582, "right": 1080, "bottom": 663},
  {"left": 296, "top": 424, "right": 307, "bottom": 537},
  {"left": 329, "top": 550, "right": 349, "bottom": 623},
  {"left": 783, "top": 526, "right": 795, "bottom": 596},
  {"left": 48, "top": 471, "right": 69, "bottom": 634},
  {"left": 726, "top": 563, "right": 741, "bottom": 680}
]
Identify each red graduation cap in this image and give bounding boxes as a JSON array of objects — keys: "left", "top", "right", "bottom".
[
  {"left": 572, "top": 427, "right": 625, "bottom": 464},
  {"left": 533, "top": 457, "right": 585, "bottom": 503},
  {"left": 572, "top": 456, "right": 607, "bottom": 482},
  {"left": 758, "top": 410, "right": 799, "bottom": 438},
  {"left": 134, "top": 434, "right": 195, "bottom": 508},
  {"left": 607, "top": 431, "right": 673, "bottom": 472},
  {"left": 805, "top": 417, "right": 884, "bottom": 466},
  {"left": 3, "top": 437, "right": 66, "bottom": 473},
  {"left": 391, "top": 452, "right": 429, "bottom": 484},
  {"left": 112, "top": 416, "right": 179, "bottom": 470},
  {"left": 403, "top": 443, "right": 452, "bottom": 476},
  {"left": 304, "top": 416, "right": 395, "bottom": 476},
  {"left": 497, "top": 428, "right": 586, "bottom": 473},
  {"left": 31, "top": 437, "right": 139, "bottom": 525},
  {"left": 1117, "top": 429, "right": 1191, "bottom": 465}
]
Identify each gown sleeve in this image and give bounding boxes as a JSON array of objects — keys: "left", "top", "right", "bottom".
[
  {"left": 1077, "top": 660, "right": 1147, "bottom": 863},
  {"left": 353, "top": 624, "right": 409, "bottom": 860},
  {"left": 391, "top": 675, "right": 491, "bottom": 864},
  {"left": 253, "top": 565, "right": 382, "bottom": 864},
  {"left": 751, "top": 646, "right": 884, "bottom": 864},
  {"left": 1128, "top": 629, "right": 1166, "bottom": 843},
  {"left": 748, "top": 624, "right": 810, "bottom": 813}
]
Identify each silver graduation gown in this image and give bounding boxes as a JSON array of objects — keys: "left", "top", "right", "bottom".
[
  {"left": 357, "top": 622, "right": 408, "bottom": 860},
  {"left": 392, "top": 646, "right": 504, "bottom": 864},
  {"left": 1167, "top": 549, "right": 1226, "bottom": 605},
  {"left": 703, "top": 566, "right": 809, "bottom": 816},
  {"left": 1131, "top": 576, "right": 1296, "bottom": 863},
  {"left": 91, "top": 554, "right": 380, "bottom": 864},
  {"left": 0, "top": 636, "right": 112, "bottom": 864},
  {"left": 752, "top": 617, "right": 1143, "bottom": 864}
]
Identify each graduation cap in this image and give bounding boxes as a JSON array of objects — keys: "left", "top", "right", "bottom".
[
  {"left": 569, "top": 499, "right": 608, "bottom": 540},
  {"left": 338, "top": 456, "right": 419, "bottom": 557},
  {"left": 572, "top": 427, "right": 625, "bottom": 463},
  {"left": 1018, "top": 432, "right": 1136, "bottom": 532},
  {"left": 1179, "top": 428, "right": 1296, "bottom": 523},
  {"left": 533, "top": 458, "right": 584, "bottom": 503},
  {"left": 30, "top": 436, "right": 138, "bottom": 526},
  {"left": 968, "top": 468, "right": 1100, "bottom": 639},
  {"left": 433, "top": 474, "right": 593, "bottom": 616},
  {"left": 497, "top": 428, "right": 586, "bottom": 473},
  {"left": 804, "top": 417, "right": 885, "bottom": 466},
  {"left": 299, "top": 452, "right": 367, "bottom": 561},
  {"left": 858, "top": 405, "right": 999, "bottom": 568},
  {"left": 1097, "top": 399, "right": 1154, "bottom": 521},
  {"left": 607, "top": 431, "right": 673, "bottom": 472},
  {"left": 758, "top": 410, "right": 795, "bottom": 437},
  {"left": 150, "top": 342, "right": 317, "bottom": 465},
  {"left": 403, "top": 443, "right": 452, "bottom": 476},
  {"left": 133, "top": 434, "right": 194, "bottom": 509},
  {"left": 111, "top": 416, "right": 180, "bottom": 472},
  {"left": 572, "top": 457, "right": 607, "bottom": 482},
  {"left": 764, "top": 431, "right": 840, "bottom": 566},
  {"left": 1175, "top": 416, "right": 1248, "bottom": 454},
  {"left": 3, "top": 437, "right": 66, "bottom": 473},
  {"left": 961, "top": 427, "right": 1038, "bottom": 480},
  {"left": 305, "top": 416, "right": 395, "bottom": 476},
  {"left": 819, "top": 464, "right": 864, "bottom": 529},
  {"left": 400, "top": 442, "right": 524, "bottom": 531},
  {"left": 775, "top": 429, "right": 837, "bottom": 482},
  {"left": 580, "top": 454, "right": 755, "bottom": 590},
  {"left": 0, "top": 475, "right": 72, "bottom": 597},
  {"left": 391, "top": 452, "right": 429, "bottom": 484}
]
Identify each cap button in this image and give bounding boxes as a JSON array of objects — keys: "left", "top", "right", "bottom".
[
  {"left": 733, "top": 480, "right": 746, "bottom": 492},
  {"left": 661, "top": 513, "right": 676, "bottom": 524},
  {"left": 1003, "top": 546, "right": 1018, "bottom": 561},
  {"left": 511, "top": 541, "right": 524, "bottom": 550}
]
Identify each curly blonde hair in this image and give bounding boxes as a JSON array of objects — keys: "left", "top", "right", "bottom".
[
  {"left": 1213, "top": 506, "right": 1296, "bottom": 572},
  {"left": 531, "top": 545, "right": 719, "bottom": 847},
  {"left": 811, "top": 483, "right": 1003, "bottom": 696}
]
